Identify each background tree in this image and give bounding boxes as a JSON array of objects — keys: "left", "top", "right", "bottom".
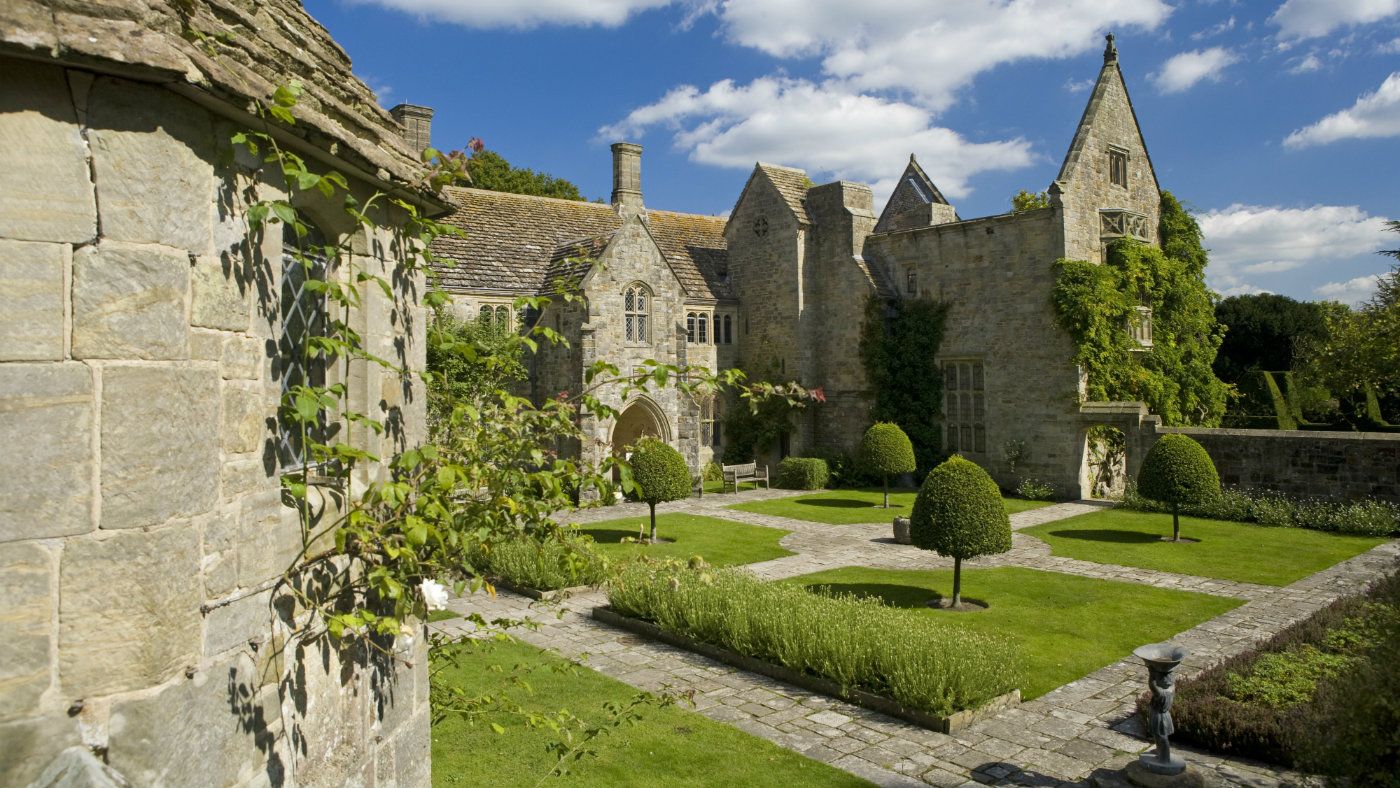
[
  {"left": 629, "top": 437, "right": 692, "bottom": 542},
  {"left": 1213, "top": 293, "right": 1328, "bottom": 383},
  {"left": 1012, "top": 189, "right": 1051, "bottom": 212},
  {"left": 467, "top": 148, "right": 586, "bottom": 201},
  {"left": 425, "top": 310, "right": 525, "bottom": 440},
  {"left": 1136, "top": 434, "right": 1220, "bottom": 542},
  {"left": 910, "top": 456, "right": 1012, "bottom": 608},
  {"left": 859, "top": 422, "right": 916, "bottom": 508}
]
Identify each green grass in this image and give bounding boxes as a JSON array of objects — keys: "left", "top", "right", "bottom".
[
  {"left": 1020, "top": 509, "right": 1386, "bottom": 586},
  {"left": 786, "top": 566, "right": 1242, "bottom": 700},
  {"left": 432, "top": 638, "right": 871, "bottom": 787},
  {"left": 701, "top": 479, "right": 764, "bottom": 494},
  {"left": 728, "top": 487, "right": 1051, "bottom": 525},
  {"left": 428, "top": 609, "right": 462, "bottom": 622},
  {"left": 574, "top": 513, "right": 792, "bottom": 567}
]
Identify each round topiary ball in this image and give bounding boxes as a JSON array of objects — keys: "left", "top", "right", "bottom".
[
  {"left": 859, "top": 422, "right": 917, "bottom": 478},
  {"left": 911, "top": 456, "right": 1012, "bottom": 559},
  {"left": 629, "top": 437, "right": 693, "bottom": 541},
  {"left": 1137, "top": 434, "right": 1220, "bottom": 541},
  {"left": 910, "top": 456, "right": 1010, "bottom": 607}
]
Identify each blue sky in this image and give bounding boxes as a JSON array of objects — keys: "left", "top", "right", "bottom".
[{"left": 304, "top": 0, "right": 1400, "bottom": 304}]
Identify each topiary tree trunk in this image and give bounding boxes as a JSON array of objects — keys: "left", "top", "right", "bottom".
[
  {"left": 882, "top": 475, "right": 890, "bottom": 509},
  {"left": 649, "top": 502, "right": 658, "bottom": 542},
  {"left": 1171, "top": 502, "right": 1180, "bottom": 542},
  {"left": 951, "top": 557, "right": 963, "bottom": 607}
]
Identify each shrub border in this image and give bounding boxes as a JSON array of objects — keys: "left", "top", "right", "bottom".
[{"left": 591, "top": 605, "right": 1020, "bottom": 733}]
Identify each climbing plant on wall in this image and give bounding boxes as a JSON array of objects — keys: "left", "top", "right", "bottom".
[
  {"left": 858, "top": 294, "right": 950, "bottom": 474},
  {"left": 1051, "top": 191, "right": 1228, "bottom": 426}
]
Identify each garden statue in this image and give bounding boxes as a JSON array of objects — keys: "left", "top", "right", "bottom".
[{"left": 1133, "top": 643, "right": 1188, "bottom": 775}]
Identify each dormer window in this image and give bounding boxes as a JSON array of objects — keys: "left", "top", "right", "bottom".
[{"left": 1109, "top": 147, "right": 1128, "bottom": 188}]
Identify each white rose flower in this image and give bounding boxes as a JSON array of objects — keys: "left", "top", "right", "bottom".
[
  {"left": 420, "top": 578, "right": 449, "bottom": 611},
  {"left": 396, "top": 623, "right": 416, "bottom": 654}
]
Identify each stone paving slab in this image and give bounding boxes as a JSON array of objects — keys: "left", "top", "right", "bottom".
[{"left": 439, "top": 488, "right": 1400, "bottom": 787}]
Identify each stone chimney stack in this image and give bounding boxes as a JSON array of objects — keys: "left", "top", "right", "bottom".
[
  {"left": 611, "top": 142, "right": 643, "bottom": 214},
  {"left": 389, "top": 103, "right": 434, "bottom": 158}
]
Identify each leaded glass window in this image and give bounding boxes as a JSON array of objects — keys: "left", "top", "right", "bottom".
[
  {"left": 943, "top": 360, "right": 986, "bottom": 455},
  {"left": 624, "top": 285, "right": 649, "bottom": 343},
  {"left": 277, "top": 226, "right": 329, "bottom": 471}
]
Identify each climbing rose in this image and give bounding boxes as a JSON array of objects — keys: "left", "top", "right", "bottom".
[
  {"left": 467, "top": 136, "right": 485, "bottom": 154},
  {"left": 419, "top": 578, "right": 449, "bottom": 611}
]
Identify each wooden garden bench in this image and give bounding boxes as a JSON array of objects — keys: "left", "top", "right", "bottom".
[{"left": 721, "top": 462, "right": 768, "bottom": 494}]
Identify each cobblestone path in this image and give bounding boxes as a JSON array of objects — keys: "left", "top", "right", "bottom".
[{"left": 436, "top": 489, "right": 1400, "bottom": 787}]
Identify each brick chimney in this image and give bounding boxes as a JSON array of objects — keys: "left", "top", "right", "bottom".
[
  {"left": 389, "top": 103, "right": 434, "bottom": 158},
  {"left": 611, "top": 142, "right": 643, "bottom": 215}
]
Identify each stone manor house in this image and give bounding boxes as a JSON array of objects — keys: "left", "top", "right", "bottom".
[{"left": 432, "top": 36, "right": 1162, "bottom": 497}]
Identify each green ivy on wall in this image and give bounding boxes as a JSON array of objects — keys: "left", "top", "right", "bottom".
[
  {"left": 1052, "top": 191, "right": 1228, "bottom": 426},
  {"left": 858, "top": 295, "right": 950, "bottom": 474}
]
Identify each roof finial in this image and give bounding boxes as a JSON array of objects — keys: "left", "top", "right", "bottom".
[{"left": 1104, "top": 33, "right": 1118, "bottom": 64}]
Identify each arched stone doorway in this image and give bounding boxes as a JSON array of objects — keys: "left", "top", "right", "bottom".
[{"left": 611, "top": 397, "right": 671, "bottom": 455}]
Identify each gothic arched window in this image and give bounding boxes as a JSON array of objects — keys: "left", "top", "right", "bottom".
[
  {"left": 697, "top": 313, "right": 708, "bottom": 344},
  {"left": 624, "top": 284, "right": 649, "bottom": 343},
  {"left": 723, "top": 314, "right": 733, "bottom": 344},
  {"left": 686, "top": 311, "right": 697, "bottom": 344}
]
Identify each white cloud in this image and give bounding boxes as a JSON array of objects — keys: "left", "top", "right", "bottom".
[
  {"left": 1316, "top": 274, "right": 1382, "bottom": 304},
  {"left": 1191, "top": 16, "right": 1236, "bottom": 40},
  {"left": 1063, "top": 77, "right": 1096, "bottom": 93},
  {"left": 1381, "top": 37, "right": 1400, "bottom": 53},
  {"left": 1198, "top": 203, "right": 1393, "bottom": 294},
  {"left": 1150, "top": 47, "right": 1239, "bottom": 93},
  {"left": 601, "top": 77, "right": 1035, "bottom": 201},
  {"left": 345, "top": 0, "right": 672, "bottom": 28},
  {"left": 1287, "top": 53, "right": 1323, "bottom": 74},
  {"left": 704, "top": 0, "right": 1172, "bottom": 111},
  {"left": 1284, "top": 72, "right": 1400, "bottom": 147},
  {"left": 1271, "top": 0, "right": 1400, "bottom": 39}
]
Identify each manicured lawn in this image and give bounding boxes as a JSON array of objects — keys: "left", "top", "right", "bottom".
[
  {"left": 701, "top": 479, "right": 764, "bottom": 494},
  {"left": 1020, "top": 509, "right": 1386, "bottom": 586},
  {"left": 575, "top": 513, "right": 792, "bottom": 567},
  {"left": 432, "top": 638, "right": 871, "bottom": 787},
  {"left": 729, "top": 488, "right": 1051, "bottom": 525},
  {"left": 787, "top": 566, "right": 1242, "bottom": 700}
]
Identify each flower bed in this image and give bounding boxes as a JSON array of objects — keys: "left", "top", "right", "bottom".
[
  {"left": 605, "top": 560, "right": 1023, "bottom": 720},
  {"left": 474, "top": 531, "right": 610, "bottom": 593},
  {"left": 1152, "top": 569, "right": 1400, "bottom": 779},
  {"left": 1121, "top": 483, "right": 1400, "bottom": 537}
]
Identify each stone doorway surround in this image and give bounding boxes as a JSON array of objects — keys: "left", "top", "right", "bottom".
[{"left": 610, "top": 395, "right": 671, "bottom": 452}]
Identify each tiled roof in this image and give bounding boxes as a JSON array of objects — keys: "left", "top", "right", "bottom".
[
  {"left": 432, "top": 187, "right": 731, "bottom": 301},
  {"left": 855, "top": 256, "right": 899, "bottom": 300},
  {"left": 542, "top": 233, "right": 612, "bottom": 295}
]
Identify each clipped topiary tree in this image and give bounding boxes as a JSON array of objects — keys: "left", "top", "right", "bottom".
[
  {"left": 911, "top": 456, "right": 1012, "bottom": 608},
  {"left": 859, "top": 422, "right": 917, "bottom": 508},
  {"left": 629, "top": 437, "right": 692, "bottom": 542},
  {"left": 1137, "top": 434, "right": 1220, "bottom": 542}
]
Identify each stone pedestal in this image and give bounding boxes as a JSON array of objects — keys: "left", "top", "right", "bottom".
[{"left": 893, "top": 516, "right": 911, "bottom": 544}]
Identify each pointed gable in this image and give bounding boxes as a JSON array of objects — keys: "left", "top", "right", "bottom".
[
  {"left": 875, "top": 154, "right": 958, "bottom": 233},
  {"left": 728, "top": 163, "right": 812, "bottom": 229},
  {"left": 1055, "top": 35, "right": 1160, "bottom": 196}
]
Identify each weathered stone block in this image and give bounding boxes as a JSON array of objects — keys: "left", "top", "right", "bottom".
[
  {"left": 0, "top": 363, "right": 93, "bottom": 542},
  {"left": 87, "top": 77, "right": 214, "bottom": 253},
  {"left": 26, "top": 746, "right": 130, "bottom": 788},
  {"left": 237, "top": 495, "right": 302, "bottom": 588},
  {"left": 0, "top": 58, "right": 97, "bottom": 243},
  {"left": 100, "top": 365, "right": 218, "bottom": 529},
  {"left": 107, "top": 653, "right": 281, "bottom": 788},
  {"left": 72, "top": 242, "right": 188, "bottom": 360},
  {"left": 192, "top": 252, "right": 251, "bottom": 331},
  {"left": 0, "top": 714, "right": 84, "bottom": 788},
  {"left": 0, "top": 239, "right": 66, "bottom": 361},
  {"left": 0, "top": 542, "right": 54, "bottom": 722},
  {"left": 223, "top": 382, "right": 271, "bottom": 455},
  {"left": 204, "top": 587, "right": 276, "bottom": 656},
  {"left": 202, "top": 508, "right": 239, "bottom": 598},
  {"left": 58, "top": 527, "right": 201, "bottom": 698},
  {"left": 221, "top": 457, "right": 272, "bottom": 502},
  {"left": 222, "top": 334, "right": 266, "bottom": 380}
]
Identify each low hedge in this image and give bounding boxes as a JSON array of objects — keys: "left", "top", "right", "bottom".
[
  {"left": 607, "top": 560, "right": 1023, "bottom": 716},
  {"left": 1121, "top": 483, "right": 1400, "bottom": 537},
  {"left": 1149, "top": 570, "right": 1400, "bottom": 775},
  {"left": 776, "top": 457, "right": 829, "bottom": 490},
  {"left": 474, "top": 530, "right": 611, "bottom": 591}
]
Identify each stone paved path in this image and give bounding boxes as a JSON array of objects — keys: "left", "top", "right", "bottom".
[{"left": 437, "top": 488, "right": 1400, "bottom": 787}]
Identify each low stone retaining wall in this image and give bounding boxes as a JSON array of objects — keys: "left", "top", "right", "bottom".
[
  {"left": 591, "top": 606, "right": 1020, "bottom": 733},
  {"left": 1157, "top": 427, "right": 1400, "bottom": 503},
  {"left": 491, "top": 578, "right": 597, "bottom": 602}
]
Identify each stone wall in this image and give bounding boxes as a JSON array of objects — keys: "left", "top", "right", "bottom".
[
  {"left": 1157, "top": 427, "right": 1400, "bottom": 503},
  {"left": 0, "top": 55, "right": 429, "bottom": 787},
  {"left": 866, "top": 209, "right": 1084, "bottom": 494}
]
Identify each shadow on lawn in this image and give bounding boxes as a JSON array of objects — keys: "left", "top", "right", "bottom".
[
  {"left": 1044, "top": 528, "right": 1164, "bottom": 544},
  {"left": 804, "top": 582, "right": 987, "bottom": 610},
  {"left": 580, "top": 528, "right": 646, "bottom": 544},
  {"left": 794, "top": 498, "right": 882, "bottom": 509}
]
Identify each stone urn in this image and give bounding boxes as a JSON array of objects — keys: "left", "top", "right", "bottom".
[{"left": 893, "top": 516, "right": 912, "bottom": 545}]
